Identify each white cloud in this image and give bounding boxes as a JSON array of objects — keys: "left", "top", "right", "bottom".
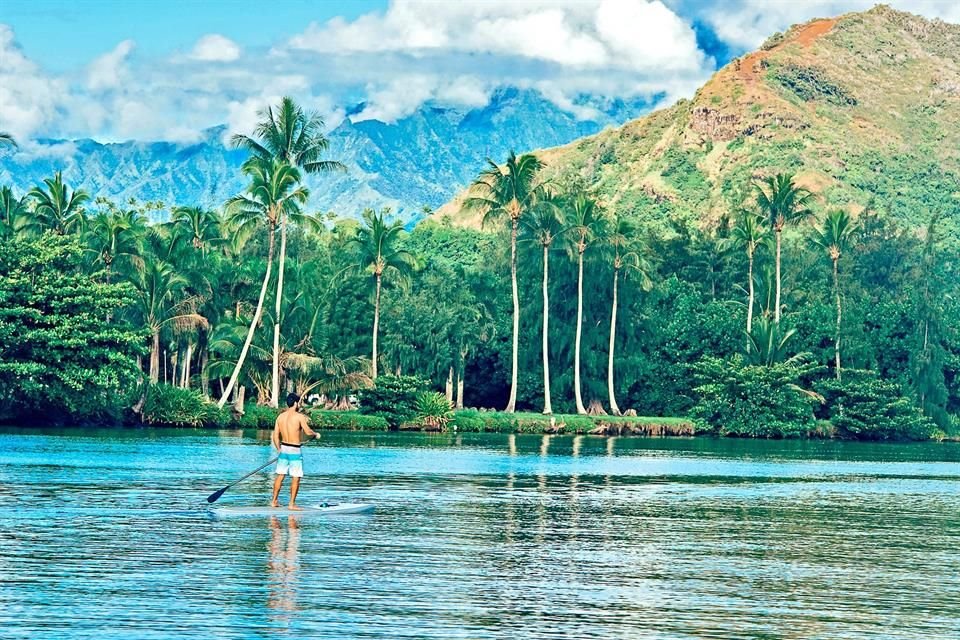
[
  {"left": 189, "top": 34, "right": 241, "bottom": 62},
  {"left": 87, "top": 39, "right": 135, "bottom": 91}
]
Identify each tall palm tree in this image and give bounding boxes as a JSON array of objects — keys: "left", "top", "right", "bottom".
[
  {"left": 232, "top": 97, "right": 344, "bottom": 407},
  {"left": 216, "top": 157, "right": 308, "bottom": 409},
  {"left": 347, "top": 207, "right": 415, "bottom": 380},
  {"left": 809, "top": 209, "right": 857, "bottom": 380},
  {"left": 567, "top": 192, "right": 606, "bottom": 414},
  {"left": 129, "top": 260, "right": 189, "bottom": 383},
  {"left": 170, "top": 206, "right": 222, "bottom": 257},
  {"left": 605, "top": 214, "right": 652, "bottom": 416},
  {"left": 754, "top": 173, "right": 814, "bottom": 323},
  {"left": 522, "top": 199, "right": 564, "bottom": 414},
  {"left": 28, "top": 172, "right": 90, "bottom": 235},
  {"left": 0, "top": 186, "right": 30, "bottom": 240},
  {"left": 86, "top": 206, "right": 147, "bottom": 283},
  {"left": 723, "top": 209, "right": 768, "bottom": 341},
  {"left": 463, "top": 151, "right": 549, "bottom": 413}
]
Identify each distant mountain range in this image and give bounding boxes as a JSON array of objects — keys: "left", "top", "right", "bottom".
[{"left": 0, "top": 88, "right": 652, "bottom": 223}]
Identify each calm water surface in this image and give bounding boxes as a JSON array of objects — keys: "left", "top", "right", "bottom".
[{"left": 1, "top": 428, "right": 959, "bottom": 639}]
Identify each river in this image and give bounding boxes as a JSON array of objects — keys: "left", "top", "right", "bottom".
[{"left": 1, "top": 428, "right": 958, "bottom": 639}]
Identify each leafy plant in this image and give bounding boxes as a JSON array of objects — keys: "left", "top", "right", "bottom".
[
  {"left": 141, "top": 384, "right": 225, "bottom": 427},
  {"left": 817, "top": 370, "right": 936, "bottom": 441},
  {"left": 358, "top": 374, "right": 428, "bottom": 428},
  {"left": 414, "top": 392, "right": 454, "bottom": 430}
]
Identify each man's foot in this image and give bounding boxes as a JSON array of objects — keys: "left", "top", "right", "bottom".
[
  {"left": 288, "top": 504, "right": 303, "bottom": 511},
  {"left": 271, "top": 501, "right": 279, "bottom": 507}
]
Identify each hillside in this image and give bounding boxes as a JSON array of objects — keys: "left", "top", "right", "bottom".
[
  {"left": 437, "top": 6, "right": 960, "bottom": 232},
  {"left": 0, "top": 88, "right": 647, "bottom": 223}
]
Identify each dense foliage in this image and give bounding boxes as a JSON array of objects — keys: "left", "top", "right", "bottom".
[{"left": 358, "top": 375, "right": 428, "bottom": 428}]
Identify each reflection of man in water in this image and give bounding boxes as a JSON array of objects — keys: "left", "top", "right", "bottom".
[{"left": 268, "top": 516, "right": 302, "bottom": 620}]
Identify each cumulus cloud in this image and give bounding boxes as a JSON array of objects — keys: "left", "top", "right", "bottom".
[
  {"left": 189, "top": 34, "right": 241, "bottom": 62},
  {"left": 87, "top": 39, "right": 135, "bottom": 91}
]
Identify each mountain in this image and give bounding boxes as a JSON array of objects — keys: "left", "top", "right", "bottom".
[
  {"left": 438, "top": 6, "right": 960, "bottom": 234},
  {"left": 0, "top": 88, "right": 650, "bottom": 223}
]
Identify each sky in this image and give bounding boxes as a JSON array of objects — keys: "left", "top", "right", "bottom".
[{"left": 2, "top": 0, "right": 960, "bottom": 148}]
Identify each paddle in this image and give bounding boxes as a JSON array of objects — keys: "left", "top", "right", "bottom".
[{"left": 206, "top": 456, "right": 279, "bottom": 504}]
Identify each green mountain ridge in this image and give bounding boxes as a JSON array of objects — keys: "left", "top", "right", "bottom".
[{"left": 438, "top": 5, "right": 960, "bottom": 233}]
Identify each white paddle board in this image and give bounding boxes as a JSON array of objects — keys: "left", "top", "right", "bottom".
[{"left": 213, "top": 503, "right": 374, "bottom": 516}]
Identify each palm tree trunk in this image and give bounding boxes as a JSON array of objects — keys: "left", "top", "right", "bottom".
[
  {"left": 270, "top": 214, "right": 288, "bottom": 407},
  {"left": 200, "top": 348, "right": 209, "bottom": 398},
  {"left": 747, "top": 249, "right": 755, "bottom": 346},
  {"left": 372, "top": 272, "right": 382, "bottom": 380},
  {"left": 445, "top": 367, "right": 454, "bottom": 403},
  {"left": 834, "top": 258, "right": 842, "bottom": 381},
  {"left": 149, "top": 329, "right": 160, "bottom": 384},
  {"left": 774, "top": 230, "right": 782, "bottom": 324},
  {"left": 217, "top": 224, "right": 276, "bottom": 409},
  {"left": 574, "top": 250, "right": 587, "bottom": 415},
  {"left": 608, "top": 268, "right": 621, "bottom": 416},
  {"left": 542, "top": 243, "right": 552, "bottom": 415},
  {"left": 182, "top": 343, "right": 192, "bottom": 389},
  {"left": 506, "top": 218, "right": 519, "bottom": 413},
  {"left": 456, "top": 358, "right": 465, "bottom": 409}
]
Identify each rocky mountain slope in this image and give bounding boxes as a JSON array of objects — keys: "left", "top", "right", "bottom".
[
  {"left": 0, "top": 89, "right": 648, "bottom": 223},
  {"left": 438, "top": 6, "right": 960, "bottom": 233}
]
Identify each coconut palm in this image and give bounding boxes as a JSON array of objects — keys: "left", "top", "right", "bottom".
[
  {"left": 216, "top": 157, "right": 308, "bottom": 409},
  {"left": 723, "top": 209, "right": 768, "bottom": 341},
  {"left": 463, "top": 151, "right": 549, "bottom": 412},
  {"left": 522, "top": 198, "right": 564, "bottom": 414},
  {"left": 604, "top": 214, "right": 652, "bottom": 416},
  {"left": 347, "top": 207, "right": 415, "bottom": 380},
  {"left": 0, "top": 186, "right": 30, "bottom": 240},
  {"left": 129, "top": 260, "right": 195, "bottom": 383},
  {"left": 754, "top": 173, "right": 815, "bottom": 323},
  {"left": 28, "top": 172, "right": 90, "bottom": 235},
  {"left": 170, "top": 206, "right": 222, "bottom": 256},
  {"left": 85, "top": 206, "right": 147, "bottom": 283},
  {"left": 809, "top": 209, "right": 857, "bottom": 380},
  {"left": 567, "top": 192, "right": 606, "bottom": 414},
  {"left": 232, "top": 97, "right": 343, "bottom": 407}
]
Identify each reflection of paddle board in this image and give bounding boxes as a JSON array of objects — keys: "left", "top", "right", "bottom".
[{"left": 214, "top": 503, "right": 374, "bottom": 516}]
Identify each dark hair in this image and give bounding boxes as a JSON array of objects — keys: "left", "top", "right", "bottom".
[{"left": 286, "top": 393, "right": 301, "bottom": 408}]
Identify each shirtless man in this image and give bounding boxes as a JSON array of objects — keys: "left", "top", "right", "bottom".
[{"left": 271, "top": 393, "right": 319, "bottom": 509}]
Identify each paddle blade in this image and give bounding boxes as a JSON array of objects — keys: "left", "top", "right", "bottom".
[{"left": 207, "top": 486, "right": 228, "bottom": 503}]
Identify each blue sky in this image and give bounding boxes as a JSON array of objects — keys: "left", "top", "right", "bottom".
[{"left": 2, "top": 0, "right": 959, "bottom": 146}]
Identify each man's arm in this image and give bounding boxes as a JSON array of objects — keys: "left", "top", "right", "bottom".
[
  {"left": 272, "top": 418, "right": 282, "bottom": 451},
  {"left": 301, "top": 414, "right": 319, "bottom": 439}
]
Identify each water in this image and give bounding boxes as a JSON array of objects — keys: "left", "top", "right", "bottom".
[{"left": 1, "top": 428, "right": 959, "bottom": 639}]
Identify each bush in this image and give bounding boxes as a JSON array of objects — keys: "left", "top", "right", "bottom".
[
  {"left": 240, "top": 404, "right": 281, "bottom": 429},
  {"left": 141, "top": 384, "right": 224, "bottom": 427},
  {"left": 359, "top": 374, "right": 428, "bottom": 427},
  {"left": 413, "top": 392, "right": 453, "bottom": 430},
  {"left": 691, "top": 356, "right": 824, "bottom": 438},
  {"left": 307, "top": 409, "right": 389, "bottom": 431},
  {"left": 818, "top": 370, "right": 936, "bottom": 441}
]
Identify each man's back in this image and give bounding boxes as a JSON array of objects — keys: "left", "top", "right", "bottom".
[{"left": 275, "top": 409, "right": 307, "bottom": 445}]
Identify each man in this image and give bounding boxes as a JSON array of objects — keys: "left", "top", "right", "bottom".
[{"left": 271, "top": 393, "right": 319, "bottom": 509}]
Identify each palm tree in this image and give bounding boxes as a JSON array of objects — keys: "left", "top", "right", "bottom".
[
  {"left": 463, "top": 151, "right": 549, "bottom": 413},
  {"left": 745, "top": 316, "right": 803, "bottom": 367},
  {"left": 605, "top": 214, "right": 652, "bottom": 416},
  {"left": 232, "top": 97, "right": 344, "bottom": 407},
  {"left": 522, "top": 198, "right": 564, "bottom": 414},
  {"left": 28, "top": 172, "right": 90, "bottom": 235},
  {"left": 216, "top": 157, "right": 308, "bottom": 409},
  {"left": 723, "top": 209, "right": 768, "bottom": 341},
  {"left": 170, "top": 206, "right": 222, "bottom": 256},
  {"left": 0, "top": 186, "right": 30, "bottom": 240},
  {"left": 754, "top": 173, "right": 814, "bottom": 323},
  {"left": 810, "top": 209, "right": 857, "bottom": 380},
  {"left": 129, "top": 260, "right": 190, "bottom": 383},
  {"left": 85, "top": 207, "right": 146, "bottom": 283},
  {"left": 567, "top": 192, "right": 606, "bottom": 414},
  {"left": 347, "top": 208, "right": 415, "bottom": 380}
]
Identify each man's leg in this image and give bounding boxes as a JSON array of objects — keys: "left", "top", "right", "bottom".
[
  {"left": 289, "top": 477, "right": 302, "bottom": 509},
  {"left": 271, "top": 474, "right": 284, "bottom": 507}
]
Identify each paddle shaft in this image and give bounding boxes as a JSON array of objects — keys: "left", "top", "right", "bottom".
[{"left": 207, "top": 437, "right": 318, "bottom": 503}]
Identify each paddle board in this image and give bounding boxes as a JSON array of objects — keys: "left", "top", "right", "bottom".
[{"left": 213, "top": 503, "right": 374, "bottom": 516}]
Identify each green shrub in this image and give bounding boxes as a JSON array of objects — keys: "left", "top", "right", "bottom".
[
  {"left": 817, "top": 370, "right": 936, "bottom": 441},
  {"left": 691, "top": 356, "right": 824, "bottom": 438},
  {"left": 141, "top": 384, "right": 223, "bottom": 427},
  {"left": 414, "top": 392, "right": 453, "bottom": 429},
  {"left": 359, "top": 374, "right": 428, "bottom": 427},
  {"left": 307, "top": 410, "right": 389, "bottom": 431},
  {"left": 769, "top": 63, "right": 857, "bottom": 106},
  {"left": 241, "top": 404, "right": 281, "bottom": 429}
]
